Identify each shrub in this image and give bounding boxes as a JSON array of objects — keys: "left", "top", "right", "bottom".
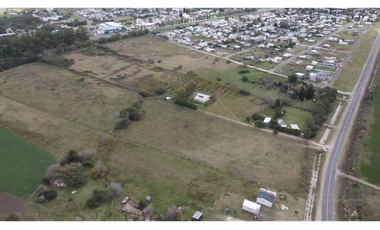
[
  {"left": 178, "top": 65, "right": 183, "bottom": 69},
  {"left": 273, "top": 130, "right": 279, "bottom": 135},
  {"left": 86, "top": 189, "right": 111, "bottom": 209},
  {"left": 82, "top": 161, "right": 95, "bottom": 168},
  {"left": 138, "top": 91, "right": 149, "bottom": 98},
  {"left": 216, "top": 78, "right": 222, "bottom": 81},
  {"left": 6, "top": 213, "right": 19, "bottom": 221},
  {"left": 239, "top": 90, "right": 250, "bottom": 95},
  {"left": 139, "top": 200, "right": 147, "bottom": 209},
  {"left": 252, "top": 113, "right": 265, "bottom": 121},
  {"left": 126, "top": 108, "right": 140, "bottom": 121},
  {"left": 91, "top": 160, "right": 108, "bottom": 179},
  {"left": 115, "top": 118, "right": 130, "bottom": 129},
  {"left": 44, "top": 189, "right": 58, "bottom": 200},
  {"left": 254, "top": 120, "right": 264, "bottom": 128},
  {"left": 226, "top": 60, "right": 231, "bottom": 64},
  {"left": 174, "top": 99, "right": 198, "bottom": 110},
  {"left": 155, "top": 88, "right": 166, "bottom": 95},
  {"left": 120, "top": 109, "right": 129, "bottom": 119},
  {"left": 238, "top": 70, "right": 250, "bottom": 74}
]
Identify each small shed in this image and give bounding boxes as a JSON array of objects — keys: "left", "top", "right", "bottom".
[
  {"left": 242, "top": 199, "right": 261, "bottom": 214},
  {"left": 263, "top": 117, "right": 272, "bottom": 124},
  {"left": 290, "top": 124, "right": 300, "bottom": 130},
  {"left": 277, "top": 119, "right": 287, "bottom": 128},
  {"left": 306, "top": 65, "right": 314, "bottom": 71},
  {"left": 192, "top": 211, "right": 203, "bottom": 221}
]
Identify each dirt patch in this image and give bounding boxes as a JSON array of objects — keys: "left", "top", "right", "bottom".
[{"left": 0, "top": 192, "right": 26, "bottom": 218}]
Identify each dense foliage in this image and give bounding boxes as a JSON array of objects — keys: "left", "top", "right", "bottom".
[{"left": 174, "top": 99, "right": 198, "bottom": 110}]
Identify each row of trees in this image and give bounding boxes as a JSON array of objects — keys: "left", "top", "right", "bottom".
[{"left": 0, "top": 28, "right": 89, "bottom": 71}]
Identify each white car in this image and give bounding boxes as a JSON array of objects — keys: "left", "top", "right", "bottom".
[{"left": 323, "top": 148, "right": 328, "bottom": 152}]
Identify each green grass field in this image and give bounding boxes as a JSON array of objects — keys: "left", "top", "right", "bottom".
[
  {"left": 0, "top": 127, "right": 56, "bottom": 196},
  {"left": 333, "top": 28, "right": 378, "bottom": 92},
  {"left": 262, "top": 106, "right": 313, "bottom": 131},
  {"left": 360, "top": 82, "right": 380, "bottom": 185}
]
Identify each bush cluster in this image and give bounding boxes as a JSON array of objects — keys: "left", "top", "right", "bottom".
[{"left": 174, "top": 99, "right": 198, "bottom": 110}]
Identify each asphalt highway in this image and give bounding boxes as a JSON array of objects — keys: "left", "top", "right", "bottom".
[{"left": 321, "top": 29, "right": 380, "bottom": 221}]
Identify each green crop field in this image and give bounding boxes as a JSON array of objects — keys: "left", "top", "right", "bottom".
[
  {"left": 0, "top": 127, "right": 56, "bottom": 196},
  {"left": 360, "top": 83, "right": 380, "bottom": 185}
]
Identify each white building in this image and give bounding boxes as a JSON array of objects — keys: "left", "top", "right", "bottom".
[
  {"left": 193, "top": 93, "right": 211, "bottom": 104},
  {"left": 242, "top": 199, "right": 261, "bottom": 214},
  {"left": 263, "top": 117, "right": 272, "bottom": 124}
]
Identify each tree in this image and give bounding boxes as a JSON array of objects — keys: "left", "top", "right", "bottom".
[
  {"left": 91, "top": 160, "right": 108, "bottom": 179},
  {"left": 305, "top": 85, "right": 315, "bottom": 100},
  {"left": 184, "top": 82, "right": 197, "bottom": 97},
  {"left": 299, "top": 86, "right": 306, "bottom": 101},
  {"left": 252, "top": 113, "right": 265, "bottom": 121},
  {"left": 254, "top": 120, "right": 264, "bottom": 128},
  {"left": 176, "top": 87, "right": 187, "bottom": 99},
  {"left": 288, "top": 74, "right": 298, "bottom": 83},
  {"left": 44, "top": 164, "right": 70, "bottom": 183},
  {"left": 108, "top": 182, "right": 122, "bottom": 197},
  {"left": 273, "top": 130, "right": 279, "bottom": 135},
  {"left": 115, "top": 118, "right": 130, "bottom": 129},
  {"left": 67, "top": 171, "right": 87, "bottom": 187},
  {"left": 67, "top": 150, "right": 80, "bottom": 163}
]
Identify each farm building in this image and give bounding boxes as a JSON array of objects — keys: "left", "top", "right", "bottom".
[
  {"left": 242, "top": 199, "right": 261, "bottom": 214},
  {"left": 194, "top": 93, "right": 211, "bottom": 104},
  {"left": 256, "top": 188, "right": 277, "bottom": 208}
]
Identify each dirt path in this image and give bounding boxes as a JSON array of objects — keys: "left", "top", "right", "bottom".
[
  {"left": 337, "top": 170, "right": 380, "bottom": 192},
  {"left": 304, "top": 153, "right": 322, "bottom": 221},
  {"left": 215, "top": 96, "right": 241, "bottom": 121},
  {"left": 0, "top": 192, "right": 26, "bottom": 218}
]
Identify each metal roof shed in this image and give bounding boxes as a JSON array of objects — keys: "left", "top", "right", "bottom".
[
  {"left": 242, "top": 199, "right": 261, "bottom": 214},
  {"left": 192, "top": 211, "right": 203, "bottom": 221}
]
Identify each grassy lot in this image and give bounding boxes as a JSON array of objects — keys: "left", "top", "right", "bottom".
[
  {"left": 333, "top": 28, "right": 378, "bottom": 92},
  {"left": 0, "top": 127, "right": 55, "bottom": 196},
  {"left": 0, "top": 62, "right": 314, "bottom": 220},
  {"left": 195, "top": 66, "right": 287, "bottom": 100},
  {"left": 359, "top": 81, "right": 380, "bottom": 185},
  {"left": 262, "top": 106, "right": 313, "bottom": 131},
  {"left": 70, "top": 15, "right": 81, "bottom": 20},
  {"left": 113, "top": 16, "right": 133, "bottom": 22},
  {"left": 275, "top": 64, "right": 308, "bottom": 76}
]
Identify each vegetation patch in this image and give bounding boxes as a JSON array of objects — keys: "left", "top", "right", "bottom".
[{"left": 0, "top": 127, "right": 56, "bottom": 196}]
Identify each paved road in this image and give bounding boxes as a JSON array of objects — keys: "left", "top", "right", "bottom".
[
  {"left": 269, "top": 24, "right": 351, "bottom": 72},
  {"left": 321, "top": 30, "right": 380, "bottom": 221},
  {"left": 328, "top": 25, "right": 370, "bottom": 87}
]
